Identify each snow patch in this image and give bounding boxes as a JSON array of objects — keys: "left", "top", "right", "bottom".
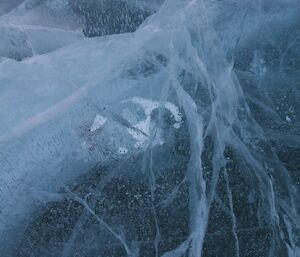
[
  {"left": 127, "top": 97, "right": 183, "bottom": 148},
  {"left": 89, "top": 115, "right": 107, "bottom": 132},
  {"left": 118, "top": 147, "right": 128, "bottom": 155}
]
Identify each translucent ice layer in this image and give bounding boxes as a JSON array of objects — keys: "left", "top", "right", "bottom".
[{"left": 0, "top": 0, "right": 299, "bottom": 257}]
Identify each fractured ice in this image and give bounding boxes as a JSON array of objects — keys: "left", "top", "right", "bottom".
[{"left": 0, "top": 0, "right": 299, "bottom": 257}]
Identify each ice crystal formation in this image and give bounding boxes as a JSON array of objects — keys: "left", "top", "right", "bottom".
[{"left": 0, "top": 1, "right": 299, "bottom": 257}]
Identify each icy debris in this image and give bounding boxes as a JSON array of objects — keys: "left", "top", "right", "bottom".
[
  {"left": 165, "top": 102, "right": 183, "bottom": 123},
  {"left": 118, "top": 147, "right": 128, "bottom": 155},
  {"left": 173, "top": 123, "right": 181, "bottom": 129},
  {"left": 89, "top": 115, "right": 107, "bottom": 132},
  {"left": 127, "top": 97, "right": 183, "bottom": 148},
  {"left": 127, "top": 124, "right": 149, "bottom": 148},
  {"left": 286, "top": 115, "right": 291, "bottom": 122},
  {"left": 131, "top": 97, "right": 182, "bottom": 124}
]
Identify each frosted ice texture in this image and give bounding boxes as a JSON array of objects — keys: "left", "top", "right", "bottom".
[
  {"left": 0, "top": 24, "right": 33, "bottom": 61},
  {"left": 0, "top": 0, "right": 299, "bottom": 257}
]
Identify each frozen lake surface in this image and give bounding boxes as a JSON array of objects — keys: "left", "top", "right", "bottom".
[{"left": 0, "top": 0, "right": 299, "bottom": 256}]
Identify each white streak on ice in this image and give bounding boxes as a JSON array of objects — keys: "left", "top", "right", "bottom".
[{"left": 89, "top": 114, "right": 107, "bottom": 132}]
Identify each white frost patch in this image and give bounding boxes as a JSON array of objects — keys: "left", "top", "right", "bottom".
[
  {"left": 131, "top": 97, "right": 182, "bottom": 123},
  {"left": 173, "top": 123, "right": 181, "bottom": 129},
  {"left": 118, "top": 147, "right": 128, "bottom": 155},
  {"left": 89, "top": 115, "right": 107, "bottom": 132},
  {"left": 127, "top": 97, "right": 183, "bottom": 148},
  {"left": 134, "top": 118, "right": 151, "bottom": 136},
  {"left": 131, "top": 97, "right": 159, "bottom": 115},
  {"left": 127, "top": 123, "right": 149, "bottom": 148},
  {"left": 164, "top": 102, "right": 183, "bottom": 122}
]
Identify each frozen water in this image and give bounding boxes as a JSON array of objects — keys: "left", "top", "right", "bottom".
[
  {"left": 0, "top": 24, "right": 33, "bottom": 61},
  {"left": 89, "top": 114, "right": 107, "bottom": 132},
  {"left": 0, "top": 0, "right": 82, "bottom": 30},
  {"left": 0, "top": 24, "right": 83, "bottom": 61},
  {"left": 0, "top": 0, "right": 299, "bottom": 257}
]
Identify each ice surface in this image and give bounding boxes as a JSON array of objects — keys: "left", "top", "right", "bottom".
[
  {"left": 0, "top": 0, "right": 299, "bottom": 257},
  {"left": 0, "top": 24, "right": 33, "bottom": 61},
  {"left": 127, "top": 97, "right": 183, "bottom": 147},
  {"left": 89, "top": 114, "right": 107, "bottom": 132},
  {"left": 0, "top": 24, "right": 83, "bottom": 61},
  {"left": 0, "top": 0, "right": 82, "bottom": 30},
  {"left": 0, "top": 0, "right": 84, "bottom": 61}
]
